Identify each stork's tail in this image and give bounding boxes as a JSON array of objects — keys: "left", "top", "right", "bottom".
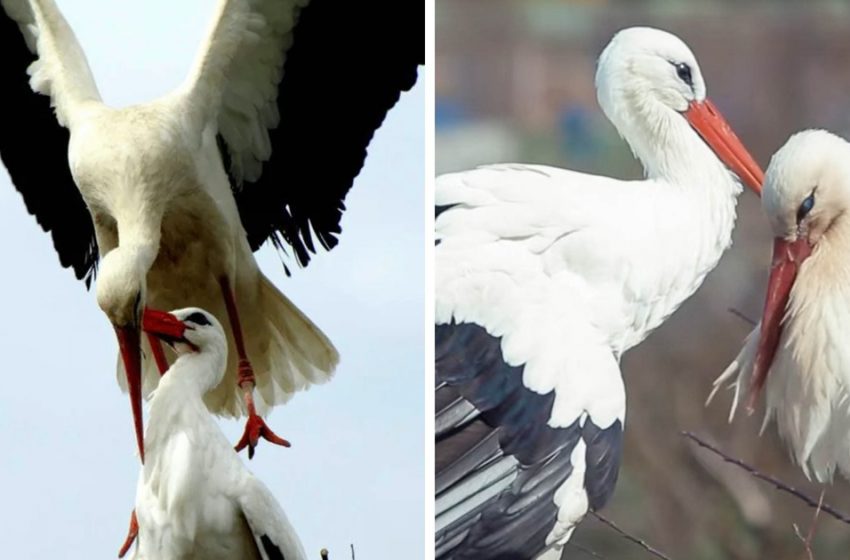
[{"left": 242, "top": 274, "right": 339, "bottom": 416}]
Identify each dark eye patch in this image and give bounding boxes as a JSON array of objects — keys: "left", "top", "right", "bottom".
[
  {"left": 673, "top": 62, "right": 693, "bottom": 87},
  {"left": 184, "top": 311, "right": 211, "bottom": 326},
  {"left": 797, "top": 191, "right": 815, "bottom": 223}
]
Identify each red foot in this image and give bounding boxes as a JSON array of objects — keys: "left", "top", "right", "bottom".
[
  {"left": 234, "top": 414, "right": 291, "bottom": 459},
  {"left": 117, "top": 509, "right": 138, "bottom": 558}
]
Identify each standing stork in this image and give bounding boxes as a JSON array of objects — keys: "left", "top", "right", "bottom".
[
  {"left": 435, "top": 27, "right": 763, "bottom": 559},
  {"left": 0, "top": 0, "right": 422, "bottom": 460},
  {"left": 124, "top": 307, "right": 307, "bottom": 560},
  {"left": 711, "top": 130, "right": 850, "bottom": 482}
]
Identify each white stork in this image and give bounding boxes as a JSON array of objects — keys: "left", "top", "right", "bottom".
[
  {"left": 0, "top": 0, "right": 421, "bottom": 460},
  {"left": 121, "top": 306, "right": 306, "bottom": 560},
  {"left": 710, "top": 129, "right": 850, "bottom": 482},
  {"left": 435, "top": 27, "right": 763, "bottom": 559}
]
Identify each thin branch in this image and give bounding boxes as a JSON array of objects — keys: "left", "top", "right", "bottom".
[
  {"left": 727, "top": 307, "right": 757, "bottom": 327},
  {"left": 794, "top": 490, "right": 825, "bottom": 560},
  {"left": 320, "top": 548, "right": 329, "bottom": 560},
  {"left": 589, "top": 511, "right": 673, "bottom": 560},
  {"left": 350, "top": 544, "right": 355, "bottom": 560},
  {"left": 682, "top": 432, "right": 850, "bottom": 525}
]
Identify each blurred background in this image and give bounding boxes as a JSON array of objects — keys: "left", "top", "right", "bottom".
[{"left": 437, "top": 1, "right": 850, "bottom": 559}]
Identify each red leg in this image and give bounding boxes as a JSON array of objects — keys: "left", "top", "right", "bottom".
[
  {"left": 219, "top": 277, "right": 291, "bottom": 459},
  {"left": 117, "top": 509, "right": 138, "bottom": 558},
  {"left": 146, "top": 331, "right": 169, "bottom": 376}
]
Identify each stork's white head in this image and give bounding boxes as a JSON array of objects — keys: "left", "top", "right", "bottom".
[
  {"left": 763, "top": 130, "right": 850, "bottom": 247},
  {"left": 96, "top": 247, "right": 150, "bottom": 328},
  {"left": 747, "top": 130, "right": 850, "bottom": 407},
  {"left": 597, "top": 27, "right": 705, "bottom": 118},
  {"left": 596, "top": 27, "right": 763, "bottom": 193},
  {"left": 143, "top": 307, "right": 228, "bottom": 391}
]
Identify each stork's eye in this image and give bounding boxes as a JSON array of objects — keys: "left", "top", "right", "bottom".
[
  {"left": 184, "top": 312, "right": 211, "bottom": 326},
  {"left": 797, "top": 192, "right": 815, "bottom": 223},
  {"left": 674, "top": 62, "right": 693, "bottom": 87}
]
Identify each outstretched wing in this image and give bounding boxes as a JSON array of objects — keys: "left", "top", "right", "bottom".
[
  {"left": 183, "top": 0, "right": 423, "bottom": 267},
  {"left": 0, "top": 0, "right": 101, "bottom": 285}
]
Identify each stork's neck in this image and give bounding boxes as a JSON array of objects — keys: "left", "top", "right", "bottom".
[
  {"left": 143, "top": 348, "right": 225, "bottom": 458},
  {"left": 628, "top": 104, "right": 742, "bottom": 199},
  {"left": 607, "top": 104, "right": 744, "bottom": 353},
  {"left": 156, "top": 348, "right": 227, "bottom": 401}
]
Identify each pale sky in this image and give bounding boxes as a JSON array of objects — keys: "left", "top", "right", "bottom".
[{"left": 0, "top": 1, "right": 424, "bottom": 558}]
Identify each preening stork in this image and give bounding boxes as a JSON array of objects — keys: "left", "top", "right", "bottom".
[
  {"left": 710, "top": 130, "right": 850, "bottom": 482},
  {"left": 122, "top": 307, "right": 306, "bottom": 560},
  {"left": 0, "top": 0, "right": 422, "bottom": 460},
  {"left": 435, "top": 27, "right": 763, "bottom": 559}
]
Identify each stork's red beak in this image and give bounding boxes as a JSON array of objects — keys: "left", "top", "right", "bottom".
[
  {"left": 142, "top": 309, "right": 187, "bottom": 344},
  {"left": 115, "top": 325, "right": 144, "bottom": 463},
  {"left": 685, "top": 99, "right": 764, "bottom": 195},
  {"left": 747, "top": 236, "right": 813, "bottom": 411}
]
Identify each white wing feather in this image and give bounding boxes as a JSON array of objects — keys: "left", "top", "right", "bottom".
[
  {"left": 1, "top": 0, "right": 101, "bottom": 126},
  {"left": 437, "top": 165, "right": 640, "bottom": 428},
  {"left": 180, "top": 0, "right": 307, "bottom": 183}
]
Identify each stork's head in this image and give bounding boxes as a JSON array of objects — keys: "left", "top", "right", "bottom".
[
  {"left": 747, "top": 130, "right": 850, "bottom": 408},
  {"left": 95, "top": 245, "right": 155, "bottom": 462},
  {"left": 597, "top": 27, "right": 705, "bottom": 115},
  {"left": 143, "top": 307, "right": 228, "bottom": 391},
  {"left": 596, "top": 27, "right": 763, "bottom": 193},
  {"left": 763, "top": 130, "right": 850, "bottom": 247},
  {"left": 96, "top": 248, "right": 149, "bottom": 327}
]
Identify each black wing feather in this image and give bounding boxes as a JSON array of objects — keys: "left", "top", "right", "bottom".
[
  {"left": 232, "top": 0, "right": 423, "bottom": 265},
  {"left": 260, "top": 535, "right": 285, "bottom": 560},
  {"left": 0, "top": 9, "right": 98, "bottom": 287},
  {"left": 436, "top": 322, "right": 623, "bottom": 560}
]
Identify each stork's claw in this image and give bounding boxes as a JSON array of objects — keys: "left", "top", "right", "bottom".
[
  {"left": 234, "top": 414, "right": 291, "bottom": 459},
  {"left": 117, "top": 509, "right": 138, "bottom": 558}
]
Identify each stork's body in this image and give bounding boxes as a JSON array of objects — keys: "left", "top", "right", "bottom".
[
  {"left": 0, "top": 0, "right": 421, "bottom": 459},
  {"left": 436, "top": 27, "right": 763, "bottom": 559},
  {"left": 712, "top": 130, "right": 850, "bottom": 482},
  {"left": 72, "top": 100, "right": 328, "bottom": 418},
  {"left": 130, "top": 308, "right": 306, "bottom": 560}
]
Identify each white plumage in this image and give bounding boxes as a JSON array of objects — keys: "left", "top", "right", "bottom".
[
  {"left": 435, "top": 27, "right": 763, "bottom": 559},
  {"left": 711, "top": 129, "right": 850, "bottom": 483},
  {"left": 129, "top": 307, "right": 306, "bottom": 560}
]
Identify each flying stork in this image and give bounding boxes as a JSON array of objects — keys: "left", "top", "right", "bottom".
[
  {"left": 122, "top": 306, "right": 307, "bottom": 560},
  {"left": 711, "top": 129, "right": 850, "bottom": 483},
  {"left": 435, "top": 27, "right": 763, "bottom": 559},
  {"left": 0, "top": 0, "right": 422, "bottom": 460}
]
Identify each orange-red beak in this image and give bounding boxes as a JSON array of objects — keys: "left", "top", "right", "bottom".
[
  {"left": 115, "top": 325, "right": 144, "bottom": 463},
  {"left": 685, "top": 99, "right": 764, "bottom": 195},
  {"left": 747, "top": 237, "right": 813, "bottom": 411},
  {"left": 142, "top": 309, "right": 187, "bottom": 345}
]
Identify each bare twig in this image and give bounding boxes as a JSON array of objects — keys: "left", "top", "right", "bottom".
[
  {"left": 350, "top": 544, "right": 355, "bottom": 560},
  {"left": 793, "top": 490, "right": 825, "bottom": 560},
  {"left": 727, "top": 307, "right": 757, "bottom": 327},
  {"left": 589, "top": 511, "right": 673, "bottom": 560},
  {"left": 682, "top": 432, "right": 850, "bottom": 525},
  {"left": 568, "top": 541, "right": 607, "bottom": 559}
]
